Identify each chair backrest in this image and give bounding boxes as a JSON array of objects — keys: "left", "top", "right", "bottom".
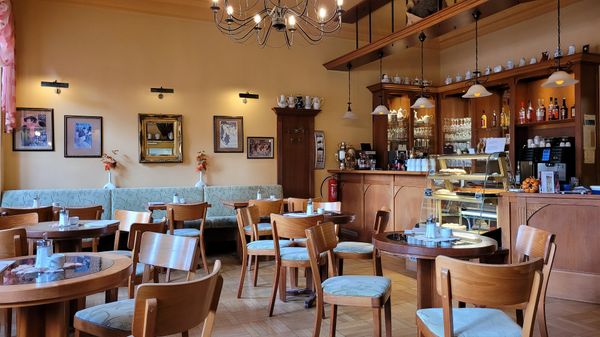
[
  {"left": 248, "top": 199, "right": 283, "bottom": 217},
  {"left": 236, "top": 206, "right": 260, "bottom": 248},
  {"left": 286, "top": 197, "right": 321, "bottom": 212},
  {"left": 373, "top": 208, "right": 391, "bottom": 234},
  {"left": 166, "top": 202, "right": 208, "bottom": 235},
  {"left": 0, "top": 213, "right": 39, "bottom": 229},
  {"left": 435, "top": 255, "right": 543, "bottom": 337},
  {"left": 305, "top": 222, "right": 339, "bottom": 299},
  {"left": 271, "top": 213, "right": 324, "bottom": 258},
  {"left": 313, "top": 201, "right": 342, "bottom": 212},
  {"left": 114, "top": 209, "right": 153, "bottom": 232},
  {"left": 54, "top": 205, "right": 103, "bottom": 221},
  {"left": 131, "top": 260, "right": 224, "bottom": 337},
  {"left": 138, "top": 232, "right": 199, "bottom": 281},
  {"left": 0, "top": 206, "right": 52, "bottom": 222},
  {"left": 0, "top": 228, "right": 28, "bottom": 258}
]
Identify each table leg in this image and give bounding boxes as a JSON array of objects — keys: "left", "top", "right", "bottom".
[
  {"left": 16, "top": 302, "right": 67, "bottom": 337},
  {"left": 416, "top": 259, "right": 441, "bottom": 309}
]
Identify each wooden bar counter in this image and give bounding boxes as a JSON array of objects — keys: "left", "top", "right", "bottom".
[
  {"left": 499, "top": 192, "right": 600, "bottom": 304},
  {"left": 328, "top": 170, "right": 427, "bottom": 242}
]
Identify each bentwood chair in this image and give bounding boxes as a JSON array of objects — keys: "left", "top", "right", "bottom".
[
  {"left": 111, "top": 209, "right": 153, "bottom": 253},
  {"left": 269, "top": 213, "right": 324, "bottom": 316},
  {"left": 130, "top": 260, "right": 223, "bottom": 337},
  {"left": 306, "top": 222, "right": 392, "bottom": 337},
  {"left": 166, "top": 202, "right": 210, "bottom": 275},
  {"left": 0, "top": 206, "right": 53, "bottom": 222},
  {"left": 313, "top": 201, "right": 342, "bottom": 212},
  {"left": 416, "top": 256, "right": 543, "bottom": 337},
  {"left": 236, "top": 206, "right": 292, "bottom": 298},
  {"left": 334, "top": 208, "right": 390, "bottom": 276},
  {"left": 53, "top": 205, "right": 103, "bottom": 252},
  {"left": 74, "top": 232, "right": 199, "bottom": 337},
  {"left": 0, "top": 213, "right": 38, "bottom": 229},
  {"left": 514, "top": 225, "right": 556, "bottom": 337},
  {"left": 0, "top": 228, "right": 28, "bottom": 337},
  {"left": 246, "top": 199, "right": 284, "bottom": 239},
  {"left": 287, "top": 197, "right": 321, "bottom": 212}
]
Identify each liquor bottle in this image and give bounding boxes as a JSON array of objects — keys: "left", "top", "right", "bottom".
[
  {"left": 515, "top": 162, "right": 521, "bottom": 185},
  {"left": 540, "top": 98, "right": 546, "bottom": 121},
  {"left": 481, "top": 110, "right": 487, "bottom": 128},
  {"left": 553, "top": 97, "right": 560, "bottom": 120},
  {"left": 548, "top": 96, "right": 554, "bottom": 120},
  {"left": 518, "top": 102, "right": 526, "bottom": 124},
  {"left": 571, "top": 103, "right": 576, "bottom": 118},
  {"left": 526, "top": 100, "right": 534, "bottom": 122},
  {"left": 500, "top": 107, "right": 506, "bottom": 127},
  {"left": 561, "top": 98, "right": 568, "bottom": 120},
  {"left": 492, "top": 110, "right": 497, "bottom": 127},
  {"left": 535, "top": 99, "right": 543, "bottom": 122}
]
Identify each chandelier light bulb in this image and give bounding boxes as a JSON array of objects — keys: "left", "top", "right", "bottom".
[
  {"left": 288, "top": 15, "right": 296, "bottom": 29},
  {"left": 226, "top": 5, "right": 234, "bottom": 15},
  {"left": 319, "top": 8, "right": 327, "bottom": 21},
  {"left": 253, "top": 14, "right": 261, "bottom": 24},
  {"left": 212, "top": 0, "right": 218, "bottom": 6},
  {"left": 337, "top": 0, "right": 343, "bottom": 7}
]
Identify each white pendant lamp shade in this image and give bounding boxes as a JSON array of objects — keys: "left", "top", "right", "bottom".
[
  {"left": 343, "top": 103, "right": 357, "bottom": 120},
  {"left": 411, "top": 96, "right": 434, "bottom": 109},
  {"left": 462, "top": 83, "right": 492, "bottom": 98},
  {"left": 542, "top": 70, "right": 579, "bottom": 88},
  {"left": 371, "top": 104, "right": 390, "bottom": 115}
]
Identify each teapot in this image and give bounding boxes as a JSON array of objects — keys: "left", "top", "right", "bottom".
[
  {"left": 277, "top": 95, "right": 287, "bottom": 108},
  {"left": 304, "top": 96, "right": 312, "bottom": 109},
  {"left": 312, "top": 97, "right": 322, "bottom": 110},
  {"left": 287, "top": 96, "right": 295, "bottom": 108}
]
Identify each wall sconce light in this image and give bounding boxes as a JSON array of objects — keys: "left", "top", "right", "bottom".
[
  {"left": 239, "top": 92, "right": 259, "bottom": 104},
  {"left": 150, "top": 86, "right": 174, "bottom": 99},
  {"left": 41, "top": 80, "right": 69, "bottom": 94}
]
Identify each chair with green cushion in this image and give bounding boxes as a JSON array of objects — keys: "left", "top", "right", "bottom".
[
  {"left": 334, "top": 208, "right": 390, "bottom": 276},
  {"left": 416, "top": 255, "right": 544, "bottom": 337},
  {"left": 73, "top": 232, "right": 199, "bottom": 337},
  {"left": 306, "top": 221, "right": 392, "bottom": 337}
]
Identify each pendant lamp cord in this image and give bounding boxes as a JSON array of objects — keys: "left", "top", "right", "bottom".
[
  {"left": 474, "top": 11, "right": 479, "bottom": 83},
  {"left": 556, "top": 0, "right": 561, "bottom": 69},
  {"left": 347, "top": 63, "right": 351, "bottom": 106},
  {"left": 379, "top": 53, "right": 384, "bottom": 105},
  {"left": 419, "top": 32, "right": 426, "bottom": 97}
]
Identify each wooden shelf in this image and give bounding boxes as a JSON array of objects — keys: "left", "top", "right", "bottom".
[
  {"left": 428, "top": 173, "right": 505, "bottom": 182},
  {"left": 515, "top": 118, "right": 575, "bottom": 129},
  {"left": 272, "top": 107, "right": 321, "bottom": 117}
]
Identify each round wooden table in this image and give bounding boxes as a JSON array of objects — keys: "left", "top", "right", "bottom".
[
  {"left": 373, "top": 230, "right": 497, "bottom": 309},
  {"left": 26, "top": 220, "right": 119, "bottom": 252},
  {"left": 283, "top": 211, "right": 356, "bottom": 225},
  {"left": 0, "top": 253, "right": 132, "bottom": 337}
]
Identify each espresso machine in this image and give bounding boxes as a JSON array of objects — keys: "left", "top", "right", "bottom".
[
  {"left": 518, "top": 137, "right": 574, "bottom": 183},
  {"left": 357, "top": 143, "right": 377, "bottom": 170}
]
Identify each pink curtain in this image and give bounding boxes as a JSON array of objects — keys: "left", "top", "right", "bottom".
[{"left": 0, "top": 0, "right": 15, "bottom": 133}]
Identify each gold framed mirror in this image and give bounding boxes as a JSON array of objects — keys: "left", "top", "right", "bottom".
[{"left": 139, "top": 114, "right": 183, "bottom": 163}]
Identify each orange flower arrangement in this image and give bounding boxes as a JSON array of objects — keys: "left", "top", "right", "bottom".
[
  {"left": 196, "top": 151, "right": 208, "bottom": 172},
  {"left": 101, "top": 150, "right": 119, "bottom": 171}
]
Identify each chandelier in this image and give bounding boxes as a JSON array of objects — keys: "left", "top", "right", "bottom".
[{"left": 210, "top": 0, "right": 345, "bottom": 47}]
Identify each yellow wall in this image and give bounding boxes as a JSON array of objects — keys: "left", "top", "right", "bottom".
[{"left": 6, "top": 0, "right": 380, "bottom": 195}]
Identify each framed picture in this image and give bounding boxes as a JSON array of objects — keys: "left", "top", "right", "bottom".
[
  {"left": 13, "top": 108, "right": 54, "bottom": 151},
  {"left": 139, "top": 114, "right": 183, "bottom": 163},
  {"left": 214, "top": 116, "right": 243, "bottom": 153},
  {"left": 64, "top": 115, "right": 103, "bottom": 157},
  {"left": 315, "top": 130, "right": 325, "bottom": 169},
  {"left": 247, "top": 137, "right": 274, "bottom": 159}
]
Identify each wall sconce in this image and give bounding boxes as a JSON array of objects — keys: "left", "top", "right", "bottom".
[
  {"left": 150, "top": 86, "right": 174, "bottom": 99},
  {"left": 41, "top": 80, "right": 69, "bottom": 94},
  {"left": 239, "top": 92, "right": 259, "bottom": 104}
]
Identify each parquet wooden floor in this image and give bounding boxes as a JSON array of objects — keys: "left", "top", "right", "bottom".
[{"left": 83, "top": 253, "right": 600, "bottom": 337}]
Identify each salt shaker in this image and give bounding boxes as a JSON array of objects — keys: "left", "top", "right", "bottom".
[
  {"left": 58, "top": 207, "right": 69, "bottom": 227},
  {"left": 35, "top": 233, "right": 53, "bottom": 269},
  {"left": 172, "top": 193, "right": 180, "bottom": 204},
  {"left": 32, "top": 195, "right": 40, "bottom": 208}
]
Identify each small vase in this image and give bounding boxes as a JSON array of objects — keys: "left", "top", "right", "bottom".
[
  {"left": 103, "top": 170, "right": 116, "bottom": 190},
  {"left": 194, "top": 170, "right": 206, "bottom": 187}
]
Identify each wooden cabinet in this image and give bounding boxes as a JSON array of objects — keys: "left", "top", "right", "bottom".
[{"left": 274, "top": 108, "right": 320, "bottom": 198}]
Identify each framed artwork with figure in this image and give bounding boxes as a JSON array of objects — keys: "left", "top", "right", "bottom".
[
  {"left": 64, "top": 115, "right": 103, "bottom": 157},
  {"left": 247, "top": 137, "right": 274, "bottom": 159},
  {"left": 13, "top": 107, "right": 55, "bottom": 151},
  {"left": 214, "top": 116, "right": 244, "bottom": 153}
]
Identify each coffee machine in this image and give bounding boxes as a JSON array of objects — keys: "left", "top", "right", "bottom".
[
  {"left": 357, "top": 143, "right": 377, "bottom": 170},
  {"left": 518, "top": 137, "right": 574, "bottom": 183}
]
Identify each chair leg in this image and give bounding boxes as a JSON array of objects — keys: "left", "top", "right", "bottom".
[
  {"left": 372, "top": 308, "right": 382, "bottom": 337},
  {"left": 374, "top": 255, "right": 383, "bottom": 276},
  {"left": 329, "top": 304, "right": 338, "bottom": 337},
  {"left": 199, "top": 237, "right": 210, "bottom": 274},
  {"left": 384, "top": 298, "right": 392, "bottom": 337},
  {"left": 238, "top": 253, "right": 248, "bottom": 298},
  {"left": 252, "top": 256, "right": 260, "bottom": 287},
  {"left": 337, "top": 258, "right": 344, "bottom": 276},
  {"left": 3, "top": 308, "right": 11, "bottom": 337},
  {"left": 516, "top": 309, "right": 524, "bottom": 326},
  {"left": 104, "top": 288, "right": 118, "bottom": 303},
  {"left": 92, "top": 238, "right": 99, "bottom": 252},
  {"left": 312, "top": 296, "right": 323, "bottom": 337},
  {"left": 290, "top": 267, "right": 299, "bottom": 288},
  {"left": 128, "top": 276, "right": 136, "bottom": 299},
  {"left": 279, "top": 267, "right": 287, "bottom": 302},
  {"left": 268, "top": 260, "right": 281, "bottom": 317},
  {"left": 538, "top": 299, "right": 549, "bottom": 337}
]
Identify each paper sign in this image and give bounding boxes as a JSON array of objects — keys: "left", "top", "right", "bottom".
[
  {"left": 485, "top": 137, "right": 507, "bottom": 154},
  {"left": 583, "top": 115, "right": 596, "bottom": 164}
]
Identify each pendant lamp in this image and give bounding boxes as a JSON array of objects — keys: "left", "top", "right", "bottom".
[
  {"left": 463, "top": 10, "right": 492, "bottom": 99},
  {"left": 343, "top": 64, "right": 357, "bottom": 119},
  {"left": 411, "top": 32, "right": 435, "bottom": 109},
  {"left": 371, "top": 54, "right": 390, "bottom": 115},
  {"left": 542, "top": 0, "right": 578, "bottom": 88}
]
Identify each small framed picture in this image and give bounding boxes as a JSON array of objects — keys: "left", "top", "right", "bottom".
[
  {"left": 247, "top": 137, "right": 274, "bottom": 159},
  {"left": 315, "top": 130, "right": 325, "bottom": 169},
  {"left": 13, "top": 108, "right": 54, "bottom": 151},
  {"left": 64, "top": 115, "right": 103, "bottom": 157},
  {"left": 214, "top": 116, "right": 244, "bottom": 153}
]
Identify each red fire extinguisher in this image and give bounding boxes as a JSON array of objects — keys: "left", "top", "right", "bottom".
[{"left": 328, "top": 176, "right": 338, "bottom": 201}]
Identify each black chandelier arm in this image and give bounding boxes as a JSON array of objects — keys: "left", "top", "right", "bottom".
[
  {"left": 294, "top": 24, "right": 325, "bottom": 44},
  {"left": 266, "top": 0, "right": 308, "bottom": 13},
  {"left": 213, "top": 14, "right": 258, "bottom": 34}
]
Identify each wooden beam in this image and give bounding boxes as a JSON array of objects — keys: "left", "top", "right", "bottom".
[
  {"left": 341, "top": 0, "right": 392, "bottom": 24},
  {"left": 323, "top": 0, "right": 536, "bottom": 71}
]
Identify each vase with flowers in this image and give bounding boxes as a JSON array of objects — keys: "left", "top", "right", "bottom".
[
  {"left": 101, "top": 150, "right": 118, "bottom": 189},
  {"left": 195, "top": 151, "right": 208, "bottom": 187}
]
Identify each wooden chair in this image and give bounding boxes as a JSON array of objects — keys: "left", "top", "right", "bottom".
[
  {"left": 166, "top": 202, "right": 210, "bottom": 275},
  {"left": 416, "top": 255, "right": 544, "bottom": 337},
  {"left": 305, "top": 222, "right": 392, "bottom": 337},
  {"left": 74, "top": 232, "right": 199, "bottom": 337},
  {"left": 269, "top": 213, "right": 324, "bottom": 317},
  {"left": 236, "top": 206, "right": 293, "bottom": 298},
  {"left": 287, "top": 197, "right": 321, "bottom": 212},
  {"left": 0, "top": 206, "right": 53, "bottom": 222},
  {"left": 514, "top": 225, "right": 556, "bottom": 337},
  {"left": 335, "top": 208, "right": 390, "bottom": 276},
  {"left": 313, "top": 201, "right": 342, "bottom": 212},
  {"left": 53, "top": 205, "right": 103, "bottom": 252},
  {"left": 0, "top": 213, "right": 38, "bottom": 229},
  {"left": 0, "top": 228, "right": 28, "bottom": 337},
  {"left": 112, "top": 209, "right": 153, "bottom": 252},
  {"left": 246, "top": 199, "right": 283, "bottom": 239},
  {"left": 130, "top": 260, "right": 224, "bottom": 337}
]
